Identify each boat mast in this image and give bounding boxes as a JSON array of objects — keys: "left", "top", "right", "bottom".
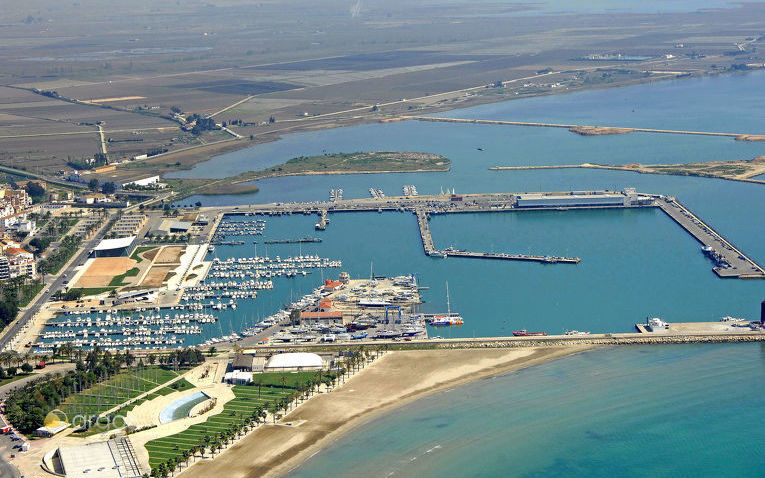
[{"left": 446, "top": 281, "right": 451, "bottom": 316}]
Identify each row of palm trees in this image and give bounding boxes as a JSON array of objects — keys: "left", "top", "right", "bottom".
[{"left": 147, "top": 347, "right": 385, "bottom": 477}]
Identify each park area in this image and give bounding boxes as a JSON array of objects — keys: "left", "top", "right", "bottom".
[
  {"left": 59, "top": 366, "right": 193, "bottom": 434},
  {"left": 144, "top": 381, "right": 299, "bottom": 469}
]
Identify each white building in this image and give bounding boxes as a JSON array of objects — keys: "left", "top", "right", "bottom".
[
  {"left": 122, "top": 176, "right": 160, "bottom": 188},
  {"left": 264, "top": 352, "right": 324, "bottom": 372},
  {"left": 224, "top": 370, "right": 253, "bottom": 384},
  {"left": 515, "top": 188, "right": 652, "bottom": 208}
]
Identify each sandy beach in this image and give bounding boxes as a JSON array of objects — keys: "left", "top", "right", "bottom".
[{"left": 179, "top": 345, "right": 593, "bottom": 478}]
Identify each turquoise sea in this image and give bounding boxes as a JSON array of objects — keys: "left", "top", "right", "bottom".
[
  {"left": 160, "top": 72, "right": 765, "bottom": 474},
  {"left": 163, "top": 71, "right": 765, "bottom": 342},
  {"left": 287, "top": 344, "right": 765, "bottom": 478}
]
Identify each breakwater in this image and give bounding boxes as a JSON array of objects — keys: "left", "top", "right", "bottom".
[
  {"left": 407, "top": 116, "right": 765, "bottom": 140},
  {"left": 247, "top": 331, "right": 765, "bottom": 352},
  {"left": 202, "top": 188, "right": 763, "bottom": 277}
]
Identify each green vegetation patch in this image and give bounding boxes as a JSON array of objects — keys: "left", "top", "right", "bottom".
[
  {"left": 130, "top": 246, "right": 156, "bottom": 263},
  {"left": 109, "top": 267, "right": 140, "bottom": 286}
]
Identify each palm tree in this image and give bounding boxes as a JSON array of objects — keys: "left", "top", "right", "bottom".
[{"left": 0, "top": 351, "right": 14, "bottom": 368}]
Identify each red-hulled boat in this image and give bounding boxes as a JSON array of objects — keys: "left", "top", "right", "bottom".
[{"left": 512, "top": 329, "right": 547, "bottom": 337}]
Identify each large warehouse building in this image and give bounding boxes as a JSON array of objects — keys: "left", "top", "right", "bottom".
[
  {"left": 44, "top": 438, "right": 143, "bottom": 478},
  {"left": 515, "top": 188, "right": 651, "bottom": 208}
]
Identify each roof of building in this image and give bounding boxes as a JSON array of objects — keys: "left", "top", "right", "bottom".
[
  {"left": 93, "top": 236, "right": 135, "bottom": 251},
  {"left": 300, "top": 311, "right": 343, "bottom": 319},
  {"left": 57, "top": 439, "right": 142, "bottom": 478},
  {"left": 4, "top": 247, "right": 31, "bottom": 256},
  {"left": 224, "top": 370, "right": 253, "bottom": 382},
  {"left": 232, "top": 354, "right": 255, "bottom": 369},
  {"left": 169, "top": 221, "right": 192, "bottom": 231},
  {"left": 36, "top": 421, "right": 70, "bottom": 435},
  {"left": 324, "top": 279, "right": 343, "bottom": 290},
  {"left": 265, "top": 352, "right": 323, "bottom": 369}
]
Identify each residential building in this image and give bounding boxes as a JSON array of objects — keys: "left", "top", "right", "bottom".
[
  {"left": 0, "top": 256, "right": 10, "bottom": 281},
  {"left": 5, "top": 247, "right": 36, "bottom": 278}
]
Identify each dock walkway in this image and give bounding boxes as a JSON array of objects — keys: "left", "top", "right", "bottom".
[
  {"left": 656, "top": 197, "right": 765, "bottom": 278},
  {"left": 414, "top": 208, "right": 580, "bottom": 263},
  {"left": 202, "top": 190, "right": 761, "bottom": 277}
]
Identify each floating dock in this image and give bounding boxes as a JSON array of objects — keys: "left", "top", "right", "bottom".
[{"left": 263, "top": 237, "right": 322, "bottom": 244}]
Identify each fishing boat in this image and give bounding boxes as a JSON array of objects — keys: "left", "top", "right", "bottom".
[
  {"left": 564, "top": 330, "right": 590, "bottom": 335},
  {"left": 512, "top": 329, "right": 547, "bottom": 336}
]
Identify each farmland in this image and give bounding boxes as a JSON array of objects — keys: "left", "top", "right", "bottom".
[{"left": 1, "top": 0, "right": 764, "bottom": 187}]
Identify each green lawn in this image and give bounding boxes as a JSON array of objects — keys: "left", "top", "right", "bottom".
[
  {"left": 68, "top": 286, "right": 116, "bottom": 297},
  {"left": 61, "top": 366, "right": 184, "bottom": 419},
  {"left": 109, "top": 267, "right": 140, "bottom": 286},
  {"left": 17, "top": 282, "right": 44, "bottom": 307},
  {"left": 251, "top": 371, "right": 320, "bottom": 389},
  {"left": 0, "top": 373, "right": 31, "bottom": 387},
  {"left": 130, "top": 246, "right": 155, "bottom": 263},
  {"left": 145, "top": 385, "right": 296, "bottom": 468}
]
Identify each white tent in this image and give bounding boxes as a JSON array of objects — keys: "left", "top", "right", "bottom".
[{"left": 265, "top": 352, "right": 323, "bottom": 371}]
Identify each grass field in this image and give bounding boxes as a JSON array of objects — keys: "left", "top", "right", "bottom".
[
  {"left": 145, "top": 384, "right": 296, "bottom": 468},
  {"left": 109, "top": 267, "right": 140, "bottom": 286},
  {"left": 60, "top": 366, "right": 187, "bottom": 420},
  {"left": 67, "top": 286, "right": 116, "bottom": 297},
  {"left": 130, "top": 246, "right": 156, "bottom": 263},
  {"left": 0, "top": 373, "right": 31, "bottom": 388}
]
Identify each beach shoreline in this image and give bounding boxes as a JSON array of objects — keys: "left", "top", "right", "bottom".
[{"left": 178, "top": 346, "right": 594, "bottom": 478}]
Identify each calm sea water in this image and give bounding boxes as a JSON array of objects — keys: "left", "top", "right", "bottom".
[
  {"left": 170, "top": 71, "right": 765, "bottom": 180},
  {"left": 287, "top": 343, "right": 765, "bottom": 478},
  {"left": 163, "top": 71, "right": 765, "bottom": 342},
  {"left": 160, "top": 66, "right": 764, "bottom": 475}
]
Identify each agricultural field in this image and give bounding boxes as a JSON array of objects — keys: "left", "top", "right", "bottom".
[
  {"left": 1, "top": 0, "right": 763, "bottom": 186},
  {"left": 145, "top": 384, "right": 296, "bottom": 469}
]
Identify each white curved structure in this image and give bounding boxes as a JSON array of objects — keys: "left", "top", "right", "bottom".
[{"left": 265, "top": 352, "right": 323, "bottom": 371}]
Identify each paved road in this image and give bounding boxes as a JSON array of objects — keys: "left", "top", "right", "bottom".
[
  {"left": 0, "top": 215, "right": 115, "bottom": 351},
  {"left": 0, "top": 363, "right": 76, "bottom": 400},
  {"left": 0, "top": 436, "right": 20, "bottom": 478}
]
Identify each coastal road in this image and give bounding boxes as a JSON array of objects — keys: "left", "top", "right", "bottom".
[{"left": 0, "top": 214, "right": 115, "bottom": 351}]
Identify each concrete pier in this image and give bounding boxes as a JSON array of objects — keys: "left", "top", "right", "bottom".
[
  {"left": 202, "top": 189, "right": 762, "bottom": 277},
  {"left": 315, "top": 210, "right": 328, "bottom": 230},
  {"left": 414, "top": 208, "right": 580, "bottom": 263},
  {"left": 407, "top": 115, "right": 765, "bottom": 139},
  {"left": 655, "top": 197, "right": 765, "bottom": 278}
]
